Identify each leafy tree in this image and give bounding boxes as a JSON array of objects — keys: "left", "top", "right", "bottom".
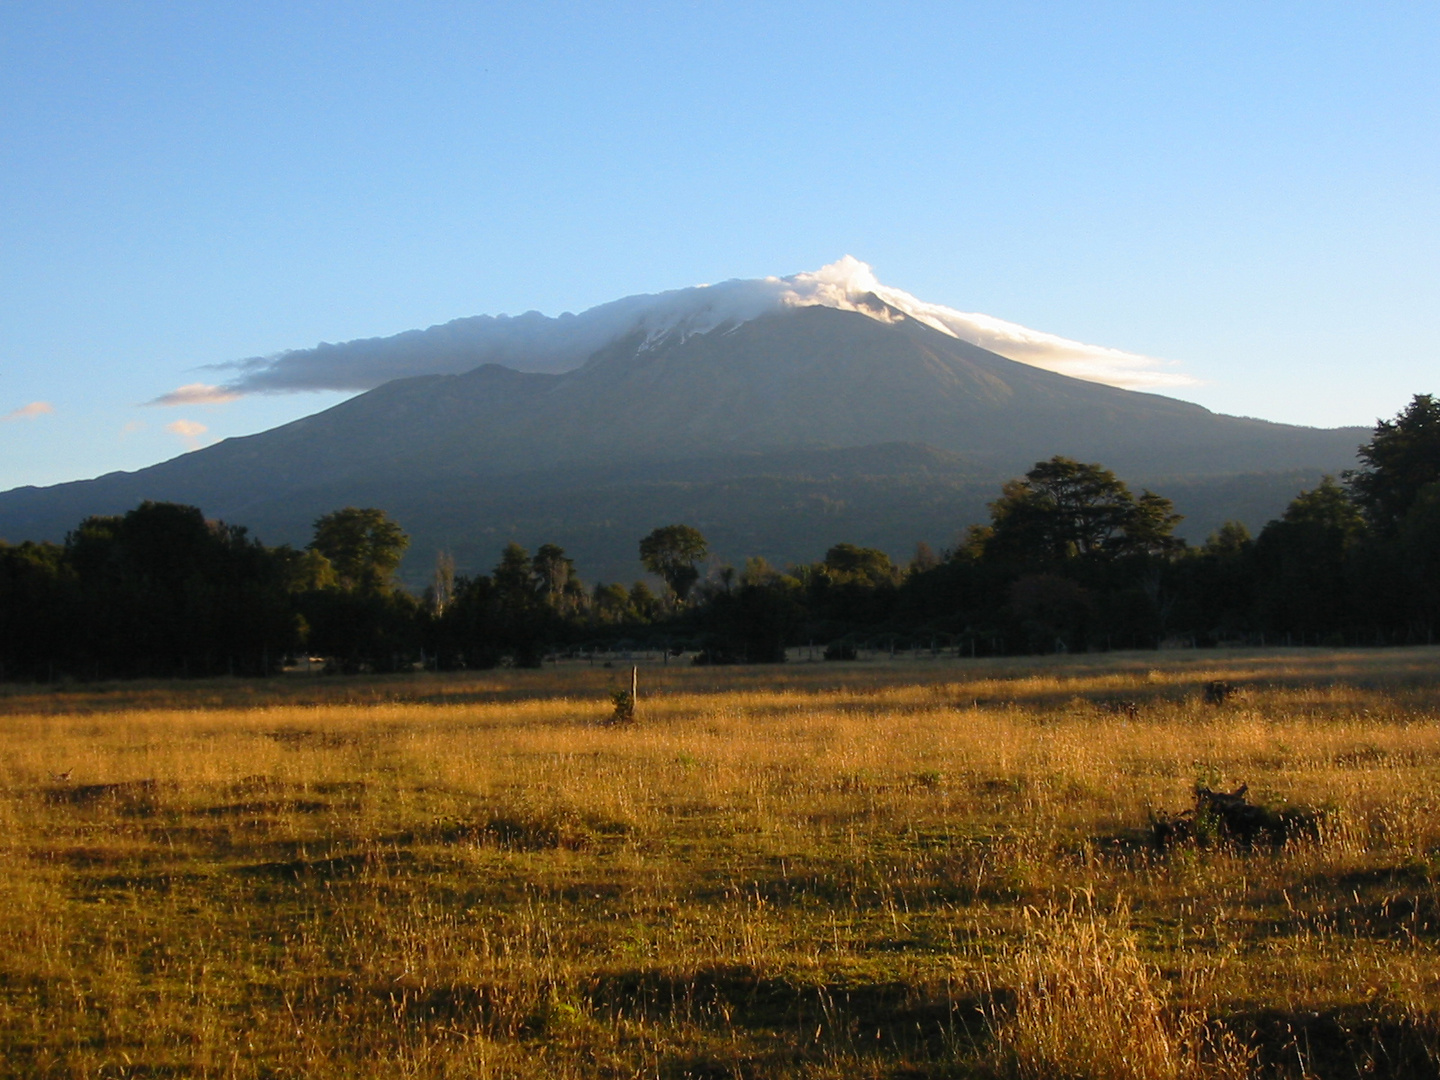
[
  {"left": 909, "top": 541, "right": 940, "bottom": 574},
  {"left": 490, "top": 542, "right": 547, "bottom": 666},
  {"left": 983, "top": 457, "right": 1182, "bottom": 563},
  {"left": 639, "top": 524, "right": 709, "bottom": 603},
  {"left": 300, "top": 508, "right": 414, "bottom": 670},
  {"left": 1203, "top": 520, "right": 1253, "bottom": 557},
  {"left": 493, "top": 542, "right": 539, "bottom": 609},
  {"left": 1396, "top": 481, "right": 1440, "bottom": 638},
  {"left": 287, "top": 547, "right": 337, "bottom": 591},
  {"left": 1168, "top": 520, "right": 1257, "bottom": 643},
  {"left": 1124, "top": 491, "right": 1187, "bottom": 557},
  {"left": 0, "top": 540, "right": 74, "bottom": 680},
  {"left": 309, "top": 507, "right": 409, "bottom": 593},
  {"left": 696, "top": 575, "right": 804, "bottom": 664},
  {"left": 1008, "top": 573, "right": 1092, "bottom": 652},
  {"left": 591, "top": 582, "right": 638, "bottom": 625},
  {"left": 1254, "top": 477, "right": 1366, "bottom": 638},
  {"left": 427, "top": 551, "right": 456, "bottom": 616},
  {"left": 428, "top": 573, "right": 501, "bottom": 670},
  {"left": 740, "top": 556, "right": 782, "bottom": 587},
  {"left": 427, "top": 542, "right": 590, "bottom": 668},
  {"left": 64, "top": 501, "right": 297, "bottom": 678},
  {"left": 533, "top": 543, "right": 584, "bottom": 615},
  {"left": 950, "top": 524, "right": 993, "bottom": 563},
  {"left": 1347, "top": 394, "right": 1440, "bottom": 535},
  {"left": 803, "top": 543, "right": 901, "bottom": 630},
  {"left": 300, "top": 587, "right": 419, "bottom": 673},
  {"left": 628, "top": 580, "right": 662, "bottom": 621},
  {"left": 822, "top": 543, "right": 899, "bottom": 587}
]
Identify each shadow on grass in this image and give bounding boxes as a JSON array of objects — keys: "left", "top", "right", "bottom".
[{"left": 1231, "top": 1006, "right": 1440, "bottom": 1079}]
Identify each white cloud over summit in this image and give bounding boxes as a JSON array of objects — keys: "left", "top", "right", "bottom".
[
  {"left": 790, "top": 257, "right": 1196, "bottom": 391},
  {"left": 172, "top": 259, "right": 1194, "bottom": 400}
]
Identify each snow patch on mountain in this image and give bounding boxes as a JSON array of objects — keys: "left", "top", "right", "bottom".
[{"left": 190, "top": 258, "right": 1193, "bottom": 399}]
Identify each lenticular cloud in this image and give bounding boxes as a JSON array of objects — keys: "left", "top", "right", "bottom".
[
  {"left": 146, "top": 383, "right": 242, "bottom": 407},
  {"left": 193, "top": 258, "right": 1193, "bottom": 399}
]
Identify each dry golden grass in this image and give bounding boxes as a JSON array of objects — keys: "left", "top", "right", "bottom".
[{"left": 2, "top": 648, "right": 1439, "bottom": 1077}]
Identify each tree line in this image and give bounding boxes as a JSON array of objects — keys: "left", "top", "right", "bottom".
[{"left": 2, "top": 394, "right": 1438, "bottom": 680}]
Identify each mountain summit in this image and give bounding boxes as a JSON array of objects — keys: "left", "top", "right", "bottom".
[
  {"left": 188, "top": 258, "right": 1193, "bottom": 400},
  {"left": 8, "top": 267, "right": 1366, "bottom": 582}
]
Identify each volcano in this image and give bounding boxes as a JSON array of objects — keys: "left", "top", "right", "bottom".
[{"left": 0, "top": 262, "right": 1366, "bottom": 583}]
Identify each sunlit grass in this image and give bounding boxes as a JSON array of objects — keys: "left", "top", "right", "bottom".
[{"left": 2, "top": 648, "right": 1439, "bottom": 1076}]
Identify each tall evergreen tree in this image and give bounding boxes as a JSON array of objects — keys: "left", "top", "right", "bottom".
[{"left": 1347, "top": 394, "right": 1440, "bottom": 536}]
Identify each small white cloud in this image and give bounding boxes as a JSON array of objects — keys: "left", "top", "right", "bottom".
[
  {"left": 121, "top": 420, "right": 147, "bottom": 435},
  {"left": 147, "top": 382, "right": 241, "bottom": 407},
  {"left": 1, "top": 401, "right": 55, "bottom": 421},
  {"left": 165, "top": 418, "right": 209, "bottom": 450}
]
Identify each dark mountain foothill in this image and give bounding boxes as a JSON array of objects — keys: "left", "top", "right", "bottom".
[{"left": 0, "top": 305, "right": 1365, "bottom": 584}]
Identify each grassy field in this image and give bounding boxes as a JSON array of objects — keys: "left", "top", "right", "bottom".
[{"left": 3, "top": 648, "right": 1439, "bottom": 1078}]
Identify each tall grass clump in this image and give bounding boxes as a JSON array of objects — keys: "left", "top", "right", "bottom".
[{"left": 995, "top": 894, "right": 1252, "bottom": 1080}]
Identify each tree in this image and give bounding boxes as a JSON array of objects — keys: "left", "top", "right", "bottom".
[
  {"left": 628, "top": 580, "right": 662, "bottom": 621},
  {"left": 0, "top": 540, "right": 74, "bottom": 681},
  {"left": 822, "top": 543, "right": 899, "bottom": 587},
  {"left": 909, "top": 541, "right": 940, "bottom": 574},
  {"left": 1347, "top": 394, "right": 1440, "bottom": 536},
  {"left": 1008, "top": 573, "right": 1092, "bottom": 652},
  {"left": 591, "top": 582, "right": 638, "bottom": 625},
  {"left": 1175, "top": 520, "right": 1257, "bottom": 643},
  {"left": 740, "top": 556, "right": 782, "bottom": 587},
  {"left": 427, "top": 551, "right": 456, "bottom": 616},
  {"left": 299, "top": 586, "right": 419, "bottom": 673},
  {"left": 1254, "top": 477, "right": 1366, "bottom": 638},
  {"left": 485, "top": 542, "right": 560, "bottom": 667},
  {"left": 1397, "top": 481, "right": 1440, "bottom": 638},
  {"left": 983, "top": 457, "right": 1182, "bottom": 563},
  {"left": 309, "top": 508, "right": 409, "bottom": 593},
  {"left": 301, "top": 509, "right": 413, "bottom": 671},
  {"left": 1123, "top": 491, "right": 1187, "bottom": 558},
  {"left": 639, "top": 524, "right": 709, "bottom": 603},
  {"left": 1203, "top": 520, "right": 1253, "bottom": 558},
  {"left": 696, "top": 574, "right": 804, "bottom": 664},
  {"left": 63, "top": 501, "right": 297, "bottom": 678},
  {"left": 428, "top": 573, "right": 501, "bottom": 670},
  {"left": 493, "top": 542, "right": 539, "bottom": 611},
  {"left": 532, "top": 543, "right": 583, "bottom": 615}
]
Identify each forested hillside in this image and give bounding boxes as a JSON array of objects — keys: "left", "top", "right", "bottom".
[{"left": 2, "top": 396, "right": 1434, "bottom": 681}]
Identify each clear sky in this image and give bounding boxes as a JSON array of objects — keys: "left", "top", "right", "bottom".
[{"left": 2, "top": 1, "right": 1437, "bottom": 492}]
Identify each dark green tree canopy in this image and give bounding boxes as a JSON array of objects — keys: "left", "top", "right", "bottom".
[
  {"left": 1347, "top": 394, "right": 1440, "bottom": 535},
  {"left": 309, "top": 508, "right": 409, "bottom": 593},
  {"left": 493, "top": 542, "right": 540, "bottom": 610},
  {"left": 639, "top": 524, "right": 709, "bottom": 602},
  {"left": 1274, "top": 476, "right": 1366, "bottom": 540},
  {"left": 983, "top": 457, "right": 1183, "bottom": 563},
  {"left": 822, "top": 543, "right": 899, "bottom": 587},
  {"left": 1203, "top": 520, "right": 1253, "bottom": 557},
  {"left": 532, "top": 543, "right": 582, "bottom": 614},
  {"left": 1252, "top": 476, "right": 1367, "bottom": 636}
]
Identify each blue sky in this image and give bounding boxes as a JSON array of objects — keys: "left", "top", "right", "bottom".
[{"left": 2, "top": 2, "right": 1437, "bottom": 491}]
